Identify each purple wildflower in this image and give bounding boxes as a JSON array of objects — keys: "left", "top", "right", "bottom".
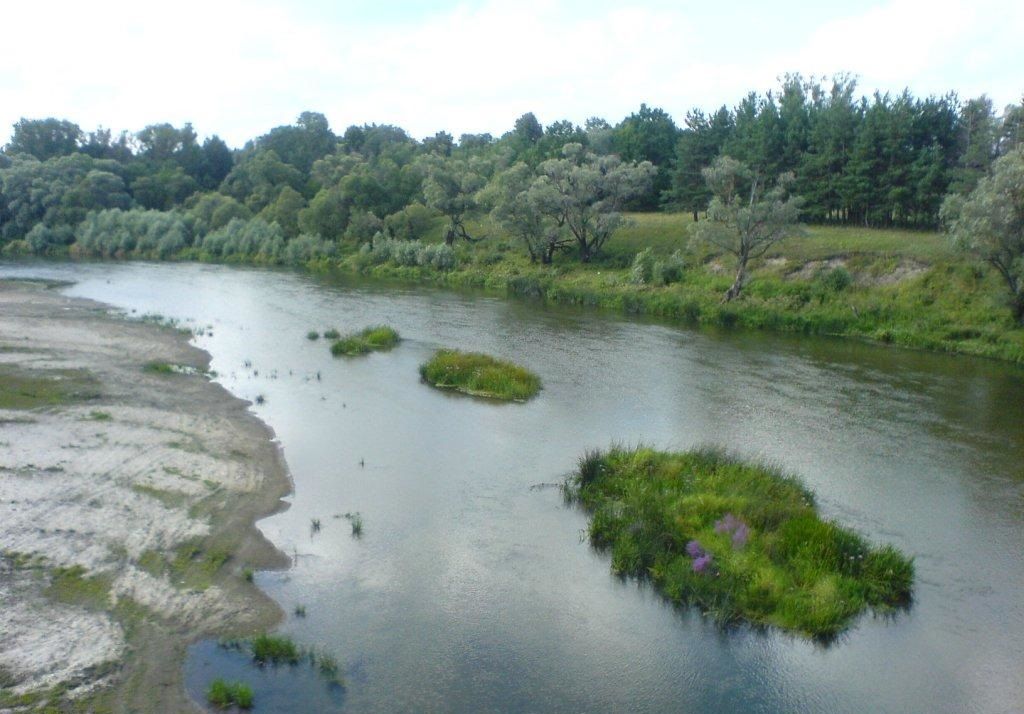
[
  {"left": 714, "top": 513, "right": 740, "bottom": 534},
  {"left": 692, "top": 553, "right": 713, "bottom": 573},
  {"left": 732, "top": 523, "right": 750, "bottom": 549},
  {"left": 686, "top": 540, "right": 704, "bottom": 558}
]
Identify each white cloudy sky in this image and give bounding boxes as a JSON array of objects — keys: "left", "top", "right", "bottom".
[{"left": 2, "top": 0, "right": 1021, "bottom": 146}]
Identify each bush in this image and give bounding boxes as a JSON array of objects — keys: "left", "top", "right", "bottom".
[
  {"left": 284, "top": 233, "right": 338, "bottom": 264},
  {"left": 356, "top": 236, "right": 457, "bottom": 271},
  {"left": 75, "top": 208, "right": 191, "bottom": 258},
  {"left": 26, "top": 223, "right": 75, "bottom": 253},
  {"left": 384, "top": 202, "right": 435, "bottom": 241},
  {"left": 201, "top": 218, "right": 285, "bottom": 261},
  {"left": 631, "top": 248, "right": 685, "bottom": 286}
]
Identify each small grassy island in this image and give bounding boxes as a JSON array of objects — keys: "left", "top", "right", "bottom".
[
  {"left": 564, "top": 446, "right": 914, "bottom": 638},
  {"left": 329, "top": 325, "right": 400, "bottom": 356},
  {"left": 419, "top": 350, "right": 542, "bottom": 401}
]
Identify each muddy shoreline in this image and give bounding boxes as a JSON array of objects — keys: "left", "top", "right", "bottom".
[{"left": 0, "top": 280, "right": 292, "bottom": 712}]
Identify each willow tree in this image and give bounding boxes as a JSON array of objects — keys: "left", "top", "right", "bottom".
[
  {"left": 420, "top": 155, "right": 489, "bottom": 245},
  {"left": 697, "top": 156, "right": 803, "bottom": 301},
  {"left": 942, "top": 147, "right": 1024, "bottom": 324},
  {"left": 536, "top": 143, "right": 654, "bottom": 262}
]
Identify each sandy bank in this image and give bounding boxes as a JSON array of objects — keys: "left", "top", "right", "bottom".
[{"left": 0, "top": 280, "right": 292, "bottom": 712}]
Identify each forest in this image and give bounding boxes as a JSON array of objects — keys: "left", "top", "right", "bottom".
[{"left": 2, "top": 75, "right": 1021, "bottom": 256}]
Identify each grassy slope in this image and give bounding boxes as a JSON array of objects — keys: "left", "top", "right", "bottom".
[
  {"left": 565, "top": 446, "right": 914, "bottom": 638},
  {"left": 350, "top": 213, "right": 1024, "bottom": 365}
]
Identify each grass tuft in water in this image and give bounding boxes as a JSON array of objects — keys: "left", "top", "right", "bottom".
[
  {"left": 564, "top": 445, "right": 914, "bottom": 639},
  {"left": 330, "top": 325, "right": 400, "bottom": 356},
  {"left": 419, "top": 349, "right": 541, "bottom": 401},
  {"left": 306, "top": 330, "right": 320, "bottom": 341},
  {"left": 323, "top": 328, "right": 341, "bottom": 340},
  {"left": 207, "top": 679, "right": 253, "bottom": 709},
  {"left": 343, "top": 512, "right": 364, "bottom": 537},
  {"left": 250, "top": 633, "right": 301, "bottom": 665}
]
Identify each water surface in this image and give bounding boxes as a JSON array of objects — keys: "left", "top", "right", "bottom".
[{"left": 3, "top": 261, "right": 1021, "bottom": 713}]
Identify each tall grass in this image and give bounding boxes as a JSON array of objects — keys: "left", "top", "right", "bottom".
[
  {"left": 564, "top": 445, "right": 914, "bottom": 639},
  {"left": 207, "top": 679, "right": 253, "bottom": 709},
  {"left": 330, "top": 325, "right": 400, "bottom": 356},
  {"left": 419, "top": 350, "right": 542, "bottom": 401},
  {"left": 250, "top": 633, "right": 301, "bottom": 665}
]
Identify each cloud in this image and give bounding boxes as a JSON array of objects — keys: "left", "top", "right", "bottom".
[{"left": 1, "top": 0, "right": 1020, "bottom": 147}]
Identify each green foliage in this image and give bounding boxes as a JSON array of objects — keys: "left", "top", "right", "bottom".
[
  {"left": 74, "top": 208, "right": 190, "bottom": 258},
  {"left": 330, "top": 325, "right": 400, "bottom": 356},
  {"left": 250, "top": 634, "right": 301, "bottom": 665},
  {"left": 383, "top": 203, "right": 434, "bottom": 241},
  {"left": 942, "top": 147, "right": 1024, "bottom": 323},
  {"left": 565, "top": 446, "right": 914, "bottom": 638},
  {"left": 200, "top": 217, "right": 284, "bottom": 261},
  {"left": 207, "top": 679, "right": 254, "bottom": 709},
  {"left": 419, "top": 349, "right": 541, "bottom": 401},
  {"left": 631, "top": 247, "right": 685, "bottom": 286},
  {"left": 356, "top": 236, "right": 456, "bottom": 270}
]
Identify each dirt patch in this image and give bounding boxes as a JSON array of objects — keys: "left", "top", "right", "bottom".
[
  {"left": 857, "top": 258, "right": 930, "bottom": 286},
  {"left": 0, "top": 280, "right": 291, "bottom": 712},
  {"left": 787, "top": 257, "right": 848, "bottom": 281}
]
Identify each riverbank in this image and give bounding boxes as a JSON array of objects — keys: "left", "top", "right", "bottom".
[
  {"left": 0, "top": 280, "right": 291, "bottom": 712},
  {"left": 6, "top": 217, "right": 1024, "bottom": 366}
]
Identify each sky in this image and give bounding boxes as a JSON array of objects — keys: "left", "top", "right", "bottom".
[{"left": 1, "top": 0, "right": 1021, "bottom": 147}]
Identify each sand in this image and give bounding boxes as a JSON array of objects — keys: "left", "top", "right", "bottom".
[{"left": 0, "top": 280, "right": 291, "bottom": 712}]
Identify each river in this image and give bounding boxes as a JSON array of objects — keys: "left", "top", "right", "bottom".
[{"left": 2, "top": 261, "right": 1021, "bottom": 713}]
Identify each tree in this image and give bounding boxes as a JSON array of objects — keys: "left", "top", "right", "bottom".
[
  {"left": 536, "top": 144, "right": 655, "bottom": 262},
  {"left": 420, "top": 155, "right": 488, "bottom": 245},
  {"left": 613, "top": 104, "right": 679, "bottom": 209},
  {"left": 942, "top": 147, "right": 1024, "bottom": 324},
  {"left": 483, "top": 162, "right": 570, "bottom": 264},
  {"left": 6, "top": 118, "right": 82, "bottom": 160},
  {"left": 696, "top": 156, "right": 803, "bottom": 301}
]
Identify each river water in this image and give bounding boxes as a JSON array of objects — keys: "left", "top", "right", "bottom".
[{"left": 2, "top": 261, "right": 1022, "bottom": 713}]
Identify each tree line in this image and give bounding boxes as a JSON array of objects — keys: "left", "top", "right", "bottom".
[{"left": 1, "top": 75, "right": 1021, "bottom": 260}]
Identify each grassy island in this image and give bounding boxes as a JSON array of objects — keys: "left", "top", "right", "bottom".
[
  {"left": 419, "top": 350, "right": 541, "bottom": 401},
  {"left": 329, "top": 325, "right": 400, "bottom": 356},
  {"left": 564, "top": 446, "right": 913, "bottom": 638}
]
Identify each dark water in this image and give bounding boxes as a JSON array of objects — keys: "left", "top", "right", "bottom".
[{"left": 3, "top": 261, "right": 1022, "bottom": 713}]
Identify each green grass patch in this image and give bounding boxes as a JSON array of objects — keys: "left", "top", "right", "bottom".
[
  {"left": 323, "top": 328, "right": 341, "bottom": 340},
  {"left": 45, "top": 565, "right": 112, "bottom": 610},
  {"left": 564, "top": 445, "right": 914, "bottom": 639},
  {"left": 168, "top": 539, "right": 231, "bottom": 590},
  {"left": 130, "top": 484, "right": 188, "bottom": 509},
  {"left": 250, "top": 633, "right": 301, "bottom": 665},
  {"left": 329, "top": 325, "right": 400, "bottom": 356},
  {"left": 0, "top": 365, "right": 101, "bottom": 410},
  {"left": 419, "top": 349, "right": 541, "bottom": 401},
  {"left": 306, "top": 330, "right": 321, "bottom": 340},
  {"left": 207, "top": 679, "right": 254, "bottom": 709}
]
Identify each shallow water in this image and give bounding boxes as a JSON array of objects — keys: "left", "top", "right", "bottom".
[{"left": 3, "top": 261, "right": 1022, "bottom": 713}]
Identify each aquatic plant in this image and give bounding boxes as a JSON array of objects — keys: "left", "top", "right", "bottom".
[
  {"left": 323, "top": 328, "right": 340, "bottom": 340},
  {"left": 344, "top": 512, "right": 364, "bottom": 537},
  {"left": 206, "top": 679, "right": 253, "bottom": 709},
  {"left": 250, "top": 634, "right": 301, "bottom": 665},
  {"left": 419, "top": 349, "right": 542, "bottom": 401},
  {"left": 307, "top": 331, "right": 320, "bottom": 340},
  {"left": 564, "top": 445, "right": 914, "bottom": 638},
  {"left": 330, "top": 325, "right": 400, "bottom": 356}
]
